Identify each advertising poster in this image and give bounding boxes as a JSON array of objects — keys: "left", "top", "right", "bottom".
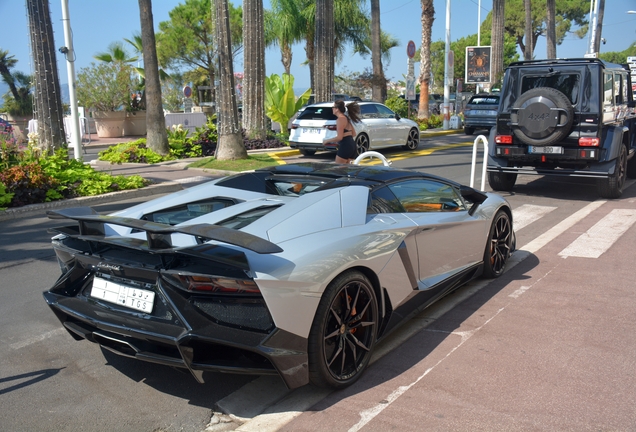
[{"left": 465, "top": 46, "right": 491, "bottom": 84}]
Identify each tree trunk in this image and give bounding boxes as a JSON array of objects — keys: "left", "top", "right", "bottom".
[
  {"left": 215, "top": 0, "right": 247, "bottom": 160},
  {"left": 26, "top": 0, "right": 65, "bottom": 152},
  {"left": 370, "top": 0, "right": 385, "bottom": 102},
  {"left": 138, "top": 0, "right": 169, "bottom": 155},
  {"left": 491, "top": 0, "right": 505, "bottom": 86},
  {"left": 281, "top": 44, "right": 293, "bottom": 75},
  {"left": 243, "top": 0, "right": 266, "bottom": 140},
  {"left": 305, "top": 36, "right": 315, "bottom": 92},
  {"left": 546, "top": 0, "right": 556, "bottom": 59},
  {"left": 524, "top": 0, "right": 532, "bottom": 61},
  {"left": 418, "top": 0, "right": 434, "bottom": 120},
  {"left": 314, "top": 0, "right": 334, "bottom": 103}
]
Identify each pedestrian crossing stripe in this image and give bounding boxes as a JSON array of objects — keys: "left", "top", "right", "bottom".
[
  {"left": 558, "top": 209, "right": 636, "bottom": 259},
  {"left": 512, "top": 204, "right": 557, "bottom": 231}
]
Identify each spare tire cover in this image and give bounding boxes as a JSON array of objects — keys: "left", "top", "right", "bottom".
[{"left": 510, "top": 87, "right": 574, "bottom": 146}]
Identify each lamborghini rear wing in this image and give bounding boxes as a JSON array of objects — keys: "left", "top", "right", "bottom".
[{"left": 47, "top": 207, "right": 283, "bottom": 255}]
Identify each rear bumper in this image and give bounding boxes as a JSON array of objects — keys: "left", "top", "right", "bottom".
[
  {"left": 464, "top": 117, "right": 496, "bottom": 129},
  {"left": 487, "top": 151, "right": 616, "bottom": 179},
  {"left": 43, "top": 277, "right": 309, "bottom": 389},
  {"left": 289, "top": 141, "right": 337, "bottom": 152}
]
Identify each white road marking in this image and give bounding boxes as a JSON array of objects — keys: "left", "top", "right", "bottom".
[
  {"left": 558, "top": 209, "right": 636, "bottom": 258},
  {"left": 512, "top": 204, "right": 557, "bottom": 231},
  {"left": 520, "top": 200, "right": 606, "bottom": 254},
  {"left": 10, "top": 328, "right": 67, "bottom": 350},
  {"left": 347, "top": 308, "right": 506, "bottom": 432},
  {"left": 174, "top": 176, "right": 210, "bottom": 184},
  {"left": 509, "top": 285, "right": 531, "bottom": 299}
]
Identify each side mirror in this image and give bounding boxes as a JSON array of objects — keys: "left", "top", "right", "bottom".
[{"left": 395, "top": 113, "right": 401, "bottom": 120}]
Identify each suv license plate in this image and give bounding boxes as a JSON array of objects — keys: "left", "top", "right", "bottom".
[
  {"left": 528, "top": 146, "right": 564, "bottom": 154},
  {"left": 303, "top": 128, "right": 321, "bottom": 134},
  {"left": 91, "top": 277, "right": 155, "bottom": 313}
]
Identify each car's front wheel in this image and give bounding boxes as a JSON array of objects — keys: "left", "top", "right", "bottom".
[
  {"left": 403, "top": 128, "right": 420, "bottom": 150},
  {"left": 482, "top": 210, "right": 513, "bottom": 278},
  {"left": 308, "top": 270, "right": 378, "bottom": 389},
  {"left": 464, "top": 126, "right": 475, "bottom": 135},
  {"left": 356, "top": 134, "right": 370, "bottom": 155}
]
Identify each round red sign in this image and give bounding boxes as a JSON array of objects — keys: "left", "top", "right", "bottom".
[{"left": 407, "top": 40, "right": 416, "bottom": 59}]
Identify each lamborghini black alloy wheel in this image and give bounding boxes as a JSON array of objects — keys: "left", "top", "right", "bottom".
[
  {"left": 483, "top": 210, "right": 513, "bottom": 278},
  {"left": 309, "top": 271, "right": 378, "bottom": 388}
]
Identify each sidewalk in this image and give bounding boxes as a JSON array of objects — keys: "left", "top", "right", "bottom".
[{"left": 0, "top": 128, "right": 461, "bottom": 222}]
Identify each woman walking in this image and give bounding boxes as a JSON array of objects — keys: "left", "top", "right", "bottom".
[{"left": 323, "top": 100, "right": 361, "bottom": 164}]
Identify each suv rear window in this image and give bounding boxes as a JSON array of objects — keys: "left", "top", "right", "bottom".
[
  {"left": 521, "top": 73, "right": 580, "bottom": 104},
  {"left": 297, "top": 107, "right": 336, "bottom": 121}
]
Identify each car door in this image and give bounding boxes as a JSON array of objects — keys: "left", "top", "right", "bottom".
[
  {"left": 385, "top": 179, "right": 487, "bottom": 290},
  {"left": 376, "top": 104, "right": 406, "bottom": 145},
  {"left": 359, "top": 103, "right": 388, "bottom": 148}
]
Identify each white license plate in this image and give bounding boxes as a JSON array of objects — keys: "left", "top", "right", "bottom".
[
  {"left": 303, "top": 128, "right": 321, "bottom": 134},
  {"left": 528, "top": 145, "right": 564, "bottom": 154},
  {"left": 91, "top": 277, "right": 155, "bottom": 313}
]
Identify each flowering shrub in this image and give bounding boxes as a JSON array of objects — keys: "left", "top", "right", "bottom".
[
  {"left": 0, "top": 162, "right": 58, "bottom": 207},
  {"left": 0, "top": 137, "right": 148, "bottom": 209}
]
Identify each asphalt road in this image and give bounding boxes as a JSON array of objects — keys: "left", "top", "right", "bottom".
[{"left": 2, "top": 135, "right": 635, "bottom": 431}]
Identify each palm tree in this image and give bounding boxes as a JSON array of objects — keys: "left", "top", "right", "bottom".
[
  {"left": 370, "top": 0, "right": 385, "bottom": 102},
  {"left": 26, "top": 0, "right": 65, "bottom": 152},
  {"left": 265, "top": 0, "right": 305, "bottom": 75},
  {"left": 418, "top": 0, "right": 434, "bottom": 119},
  {"left": 215, "top": 0, "right": 247, "bottom": 160},
  {"left": 302, "top": 0, "right": 368, "bottom": 91},
  {"left": 491, "top": 0, "right": 505, "bottom": 86},
  {"left": 314, "top": 0, "right": 334, "bottom": 102},
  {"left": 0, "top": 50, "right": 20, "bottom": 102},
  {"left": 138, "top": 0, "right": 168, "bottom": 155},
  {"left": 94, "top": 42, "right": 138, "bottom": 64},
  {"left": 243, "top": 0, "right": 267, "bottom": 140}
]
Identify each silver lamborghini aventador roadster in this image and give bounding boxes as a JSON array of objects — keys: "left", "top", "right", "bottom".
[{"left": 43, "top": 161, "right": 515, "bottom": 389}]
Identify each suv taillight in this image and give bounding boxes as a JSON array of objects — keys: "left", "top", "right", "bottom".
[
  {"left": 579, "top": 137, "right": 600, "bottom": 146},
  {"left": 495, "top": 135, "right": 513, "bottom": 144},
  {"left": 291, "top": 124, "right": 299, "bottom": 129},
  {"left": 326, "top": 125, "right": 337, "bottom": 131}
]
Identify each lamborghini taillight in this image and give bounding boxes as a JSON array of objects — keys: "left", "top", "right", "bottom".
[{"left": 163, "top": 273, "right": 260, "bottom": 294}]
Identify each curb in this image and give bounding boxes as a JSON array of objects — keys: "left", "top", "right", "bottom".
[{"left": 0, "top": 182, "right": 184, "bottom": 222}]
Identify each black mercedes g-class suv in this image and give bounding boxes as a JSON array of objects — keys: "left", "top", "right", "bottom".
[{"left": 487, "top": 58, "right": 636, "bottom": 198}]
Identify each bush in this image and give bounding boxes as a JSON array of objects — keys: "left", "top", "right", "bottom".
[
  {"left": 0, "top": 163, "right": 58, "bottom": 207},
  {"left": 385, "top": 96, "right": 408, "bottom": 118},
  {"left": 98, "top": 139, "right": 169, "bottom": 164},
  {"left": 0, "top": 147, "right": 149, "bottom": 209}
]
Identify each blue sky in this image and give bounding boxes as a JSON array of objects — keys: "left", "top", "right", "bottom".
[{"left": 1, "top": 0, "right": 636, "bottom": 91}]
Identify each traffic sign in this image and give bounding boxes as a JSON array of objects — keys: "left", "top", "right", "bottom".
[
  {"left": 407, "top": 40, "right": 416, "bottom": 59},
  {"left": 183, "top": 85, "right": 192, "bottom": 98}
]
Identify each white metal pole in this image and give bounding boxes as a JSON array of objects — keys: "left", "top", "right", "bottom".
[
  {"left": 61, "top": 0, "right": 82, "bottom": 160},
  {"left": 443, "top": 0, "right": 451, "bottom": 130}
]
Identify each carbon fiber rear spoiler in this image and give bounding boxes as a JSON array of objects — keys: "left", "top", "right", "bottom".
[{"left": 47, "top": 207, "right": 283, "bottom": 254}]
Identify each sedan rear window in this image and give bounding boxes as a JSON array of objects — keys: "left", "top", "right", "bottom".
[{"left": 297, "top": 107, "right": 336, "bottom": 121}]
